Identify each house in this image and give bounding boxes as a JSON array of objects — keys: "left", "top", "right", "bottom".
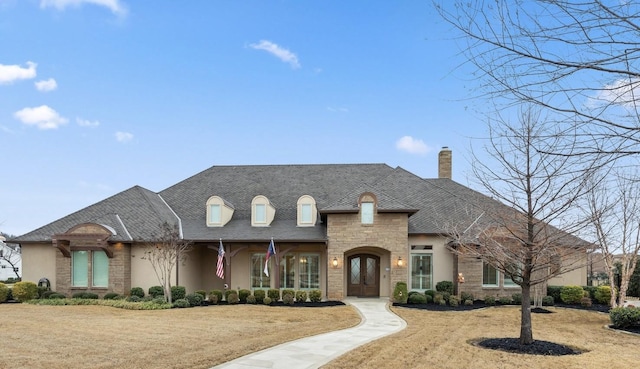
[{"left": 10, "top": 148, "right": 587, "bottom": 300}]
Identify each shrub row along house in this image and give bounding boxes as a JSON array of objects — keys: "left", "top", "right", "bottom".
[{"left": 11, "top": 148, "right": 587, "bottom": 300}]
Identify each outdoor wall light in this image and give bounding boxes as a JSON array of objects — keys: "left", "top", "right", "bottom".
[
  {"left": 332, "top": 257, "right": 338, "bottom": 268},
  {"left": 397, "top": 256, "right": 404, "bottom": 267}
]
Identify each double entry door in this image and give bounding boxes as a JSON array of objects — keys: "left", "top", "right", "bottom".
[{"left": 347, "top": 254, "right": 380, "bottom": 297}]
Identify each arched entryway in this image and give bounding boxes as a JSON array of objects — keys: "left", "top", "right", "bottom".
[{"left": 347, "top": 254, "right": 380, "bottom": 297}]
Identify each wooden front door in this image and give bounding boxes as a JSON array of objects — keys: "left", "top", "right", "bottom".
[{"left": 347, "top": 254, "right": 380, "bottom": 297}]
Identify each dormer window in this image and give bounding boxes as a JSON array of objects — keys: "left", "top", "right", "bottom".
[
  {"left": 206, "top": 196, "right": 234, "bottom": 227},
  {"left": 359, "top": 193, "right": 377, "bottom": 225},
  {"left": 297, "top": 195, "right": 317, "bottom": 226},
  {"left": 252, "top": 195, "right": 275, "bottom": 227}
]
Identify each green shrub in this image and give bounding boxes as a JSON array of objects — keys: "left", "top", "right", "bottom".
[
  {"left": 127, "top": 295, "right": 141, "bottom": 302},
  {"left": 210, "top": 295, "right": 219, "bottom": 304},
  {"left": 104, "top": 292, "right": 120, "bottom": 300},
  {"left": 209, "top": 289, "right": 223, "bottom": 302},
  {"left": 460, "top": 291, "right": 474, "bottom": 302},
  {"left": 595, "top": 286, "right": 612, "bottom": 305},
  {"left": 542, "top": 295, "right": 554, "bottom": 306},
  {"left": 464, "top": 299, "right": 473, "bottom": 306},
  {"left": 438, "top": 298, "right": 446, "bottom": 306},
  {"left": 484, "top": 295, "right": 496, "bottom": 306},
  {"left": 435, "top": 281, "right": 454, "bottom": 295},
  {"left": 253, "top": 289, "right": 266, "bottom": 302},
  {"left": 295, "top": 290, "right": 307, "bottom": 302},
  {"left": 247, "top": 295, "right": 257, "bottom": 304},
  {"left": 148, "top": 286, "right": 164, "bottom": 298},
  {"left": 185, "top": 293, "right": 203, "bottom": 307},
  {"left": 498, "top": 296, "right": 512, "bottom": 305},
  {"left": 153, "top": 297, "right": 166, "bottom": 304},
  {"left": 173, "top": 298, "right": 190, "bottom": 308},
  {"left": 408, "top": 291, "right": 420, "bottom": 299},
  {"left": 512, "top": 293, "right": 522, "bottom": 305},
  {"left": 309, "top": 290, "right": 322, "bottom": 302},
  {"left": 583, "top": 286, "right": 597, "bottom": 300},
  {"left": 48, "top": 293, "right": 66, "bottom": 299},
  {"left": 195, "top": 290, "right": 206, "bottom": 299},
  {"left": 580, "top": 296, "right": 592, "bottom": 307},
  {"left": 408, "top": 293, "right": 427, "bottom": 304},
  {"left": 224, "top": 289, "right": 237, "bottom": 301},
  {"left": 0, "top": 283, "right": 8, "bottom": 302},
  {"left": 610, "top": 307, "right": 640, "bottom": 328},
  {"left": 171, "top": 286, "right": 186, "bottom": 301},
  {"left": 72, "top": 292, "right": 99, "bottom": 299},
  {"left": 393, "top": 282, "right": 408, "bottom": 303},
  {"left": 449, "top": 295, "right": 459, "bottom": 307},
  {"left": 425, "top": 294, "right": 434, "bottom": 303},
  {"left": 130, "top": 287, "right": 145, "bottom": 298},
  {"left": 12, "top": 281, "right": 39, "bottom": 302},
  {"left": 433, "top": 293, "right": 444, "bottom": 305},
  {"left": 41, "top": 290, "right": 57, "bottom": 299},
  {"left": 560, "top": 285, "right": 584, "bottom": 304},
  {"left": 227, "top": 292, "right": 239, "bottom": 304},
  {"left": 263, "top": 297, "right": 272, "bottom": 305},
  {"left": 142, "top": 295, "right": 154, "bottom": 302},
  {"left": 37, "top": 286, "right": 49, "bottom": 298},
  {"left": 281, "top": 289, "right": 295, "bottom": 301},
  {"left": 547, "top": 286, "right": 562, "bottom": 303},
  {"left": 267, "top": 289, "right": 280, "bottom": 301},
  {"left": 238, "top": 289, "right": 251, "bottom": 303},
  {"left": 282, "top": 292, "right": 294, "bottom": 305},
  {"left": 441, "top": 292, "right": 451, "bottom": 303},
  {"left": 424, "top": 290, "right": 435, "bottom": 298}
]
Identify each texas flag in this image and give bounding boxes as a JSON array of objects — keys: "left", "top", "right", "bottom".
[{"left": 263, "top": 238, "right": 276, "bottom": 277}]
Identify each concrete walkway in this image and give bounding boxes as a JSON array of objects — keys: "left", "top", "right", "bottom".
[{"left": 212, "top": 297, "right": 406, "bottom": 369}]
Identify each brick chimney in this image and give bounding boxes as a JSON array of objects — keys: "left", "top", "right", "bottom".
[{"left": 438, "top": 147, "right": 452, "bottom": 179}]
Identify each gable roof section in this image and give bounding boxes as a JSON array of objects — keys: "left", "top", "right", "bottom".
[{"left": 12, "top": 186, "right": 179, "bottom": 242}]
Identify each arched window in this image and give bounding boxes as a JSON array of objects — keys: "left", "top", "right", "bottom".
[
  {"left": 359, "top": 193, "right": 377, "bottom": 225},
  {"left": 206, "top": 196, "right": 234, "bottom": 227},
  {"left": 252, "top": 195, "right": 275, "bottom": 227},
  {"left": 297, "top": 195, "right": 317, "bottom": 226}
]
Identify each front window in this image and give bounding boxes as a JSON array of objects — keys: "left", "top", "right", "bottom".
[
  {"left": 72, "top": 251, "right": 88, "bottom": 287},
  {"left": 410, "top": 253, "right": 432, "bottom": 291},
  {"left": 280, "top": 255, "right": 296, "bottom": 289},
  {"left": 361, "top": 202, "right": 374, "bottom": 224},
  {"left": 301, "top": 204, "right": 312, "bottom": 224},
  {"left": 254, "top": 204, "right": 266, "bottom": 224},
  {"left": 251, "top": 253, "right": 269, "bottom": 288},
  {"left": 483, "top": 262, "right": 499, "bottom": 286},
  {"left": 299, "top": 254, "right": 320, "bottom": 289},
  {"left": 92, "top": 251, "right": 109, "bottom": 287},
  {"left": 209, "top": 204, "right": 221, "bottom": 224}
]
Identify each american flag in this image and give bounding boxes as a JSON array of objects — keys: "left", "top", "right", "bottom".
[
  {"left": 263, "top": 238, "right": 276, "bottom": 277},
  {"left": 216, "top": 239, "right": 225, "bottom": 279}
]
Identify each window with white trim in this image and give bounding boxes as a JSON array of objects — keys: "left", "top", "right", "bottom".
[
  {"left": 361, "top": 202, "right": 374, "bottom": 224},
  {"left": 206, "top": 195, "right": 234, "bottom": 227},
  {"left": 297, "top": 195, "right": 317, "bottom": 226},
  {"left": 410, "top": 253, "right": 432, "bottom": 291},
  {"left": 251, "top": 253, "right": 269, "bottom": 288},
  {"left": 251, "top": 195, "right": 275, "bottom": 227},
  {"left": 72, "top": 250, "right": 108, "bottom": 288}
]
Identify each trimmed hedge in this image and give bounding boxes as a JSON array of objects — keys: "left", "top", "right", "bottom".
[
  {"left": 560, "top": 285, "right": 584, "bottom": 304},
  {"left": 253, "top": 289, "right": 266, "bottom": 302},
  {"left": 185, "top": 293, "right": 203, "bottom": 307},
  {"left": 393, "top": 282, "right": 408, "bottom": 303},
  {"left": 148, "top": 286, "right": 164, "bottom": 298},
  {"left": 435, "top": 281, "right": 454, "bottom": 295},
  {"left": 209, "top": 289, "right": 223, "bottom": 302},
  {"left": 0, "top": 283, "right": 8, "bottom": 302},
  {"left": 267, "top": 289, "right": 280, "bottom": 301},
  {"left": 547, "top": 286, "right": 562, "bottom": 303},
  {"left": 595, "top": 286, "right": 612, "bottom": 305},
  {"left": 295, "top": 290, "right": 307, "bottom": 303},
  {"left": 408, "top": 293, "right": 427, "bottom": 304},
  {"left": 308, "top": 290, "right": 322, "bottom": 302},
  {"left": 130, "top": 287, "right": 145, "bottom": 298},
  {"left": 171, "top": 286, "right": 186, "bottom": 301},
  {"left": 610, "top": 307, "right": 640, "bottom": 328},
  {"left": 238, "top": 289, "right": 251, "bottom": 303},
  {"left": 12, "top": 281, "right": 39, "bottom": 302}
]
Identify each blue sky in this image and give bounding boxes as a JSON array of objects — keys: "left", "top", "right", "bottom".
[{"left": 0, "top": 0, "right": 483, "bottom": 236}]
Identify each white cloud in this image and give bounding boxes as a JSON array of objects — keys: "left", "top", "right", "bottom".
[
  {"left": 76, "top": 117, "right": 100, "bottom": 127},
  {"left": 40, "top": 0, "right": 127, "bottom": 16},
  {"left": 249, "top": 40, "right": 300, "bottom": 69},
  {"left": 14, "top": 105, "right": 68, "bottom": 130},
  {"left": 395, "top": 136, "right": 431, "bottom": 155},
  {"left": 0, "top": 61, "right": 37, "bottom": 84},
  {"left": 115, "top": 131, "right": 133, "bottom": 143},
  {"left": 588, "top": 77, "right": 640, "bottom": 110},
  {"left": 35, "top": 78, "right": 57, "bottom": 92}
]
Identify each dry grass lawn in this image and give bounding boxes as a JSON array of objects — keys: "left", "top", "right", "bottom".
[
  {"left": 1, "top": 303, "right": 638, "bottom": 369},
  {"left": 324, "top": 306, "right": 639, "bottom": 369},
  {"left": 0, "top": 303, "right": 359, "bottom": 369}
]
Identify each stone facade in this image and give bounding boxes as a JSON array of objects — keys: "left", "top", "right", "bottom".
[{"left": 326, "top": 211, "right": 408, "bottom": 300}]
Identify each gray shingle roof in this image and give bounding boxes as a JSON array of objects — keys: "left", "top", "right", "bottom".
[{"left": 11, "top": 163, "right": 537, "bottom": 243}]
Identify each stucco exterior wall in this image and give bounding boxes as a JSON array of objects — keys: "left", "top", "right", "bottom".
[
  {"left": 407, "top": 235, "right": 455, "bottom": 290},
  {"left": 326, "top": 212, "right": 408, "bottom": 300},
  {"left": 21, "top": 242, "right": 57, "bottom": 290}
]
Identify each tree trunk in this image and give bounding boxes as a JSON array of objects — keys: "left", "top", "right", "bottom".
[{"left": 520, "top": 283, "right": 534, "bottom": 345}]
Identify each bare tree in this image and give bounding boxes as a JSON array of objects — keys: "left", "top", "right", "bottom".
[
  {"left": 446, "top": 107, "right": 596, "bottom": 345},
  {"left": 142, "top": 222, "right": 192, "bottom": 303},
  {"left": 585, "top": 171, "right": 640, "bottom": 307},
  {"left": 435, "top": 0, "right": 640, "bottom": 157},
  {"left": 0, "top": 233, "right": 21, "bottom": 281}
]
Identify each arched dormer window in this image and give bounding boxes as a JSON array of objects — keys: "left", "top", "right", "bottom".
[
  {"left": 206, "top": 196, "right": 234, "bottom": 227},
  {"left": 252, "top": 195, "right": 275, "bottom": 227},
  {"left": 297, "top": 195, "right": 317, "bottom": 226},
  {"left": 359, "top": 192, "right": 377, "bottom": 225}
]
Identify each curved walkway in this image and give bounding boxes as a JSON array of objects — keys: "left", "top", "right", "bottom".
[{"left": 212, "top": 297, "right": 406, "bottom": 369}]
